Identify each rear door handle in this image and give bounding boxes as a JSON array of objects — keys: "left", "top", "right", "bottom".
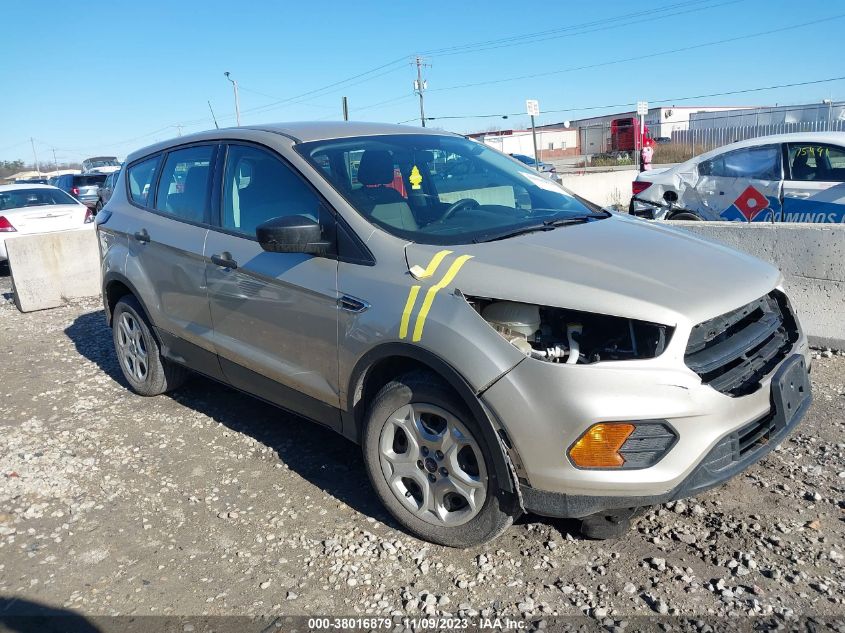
[
  {"left": 133, "top": 229, "right": 150, "bottom": 243},
  {"left": 210, "top": 252, "right": 238, "bottom": 269}
]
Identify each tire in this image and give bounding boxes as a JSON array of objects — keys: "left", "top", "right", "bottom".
[
  {"left": 668, "top": 211, "right": 701, "bottom": 221},
  {"left": 362, "top": 371, "right": 516, "bottom": 547},
  {"left": 112, "top": 295, "right": 188, "bottom": 396},
  {"left": 94, "top": 200, "right": 103, "bottom": 215}
]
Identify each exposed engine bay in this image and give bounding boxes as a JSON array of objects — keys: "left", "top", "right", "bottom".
[{"left": 465, "top": 296, "right": 672, "bottom": 364}]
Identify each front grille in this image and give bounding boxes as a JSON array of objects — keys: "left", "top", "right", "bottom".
[{"left": 685, "top": 291, "right": 798, "bottom": 397}]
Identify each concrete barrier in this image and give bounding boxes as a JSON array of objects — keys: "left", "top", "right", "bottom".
[
  {"left": 559, "top": 169, "right": 637, "bottom": 208},
  {"left": 7, "top": 228, "right": 100, "bottom": 312},
  {"left": 668, "top": 221, "right": 845, "bottom": 349}
]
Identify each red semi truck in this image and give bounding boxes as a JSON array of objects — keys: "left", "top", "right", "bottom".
[{"left": 582, "top": 116, "right": 652, "bottom": 159}]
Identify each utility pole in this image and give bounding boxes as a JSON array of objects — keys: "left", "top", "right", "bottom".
[
  {"left": 413, "top": 56, "right": 430, "bottom": 127},
  {"left": 342, "top": 96, "right": 349, "bottom": 121},
  {"left": 224, "top": 71, "right": 241, "bottom": 126},
  {"left": 176, "top": 124, "right": 184, "bottom": 137},
  {"left": 30, "top": 138, "right": 41, "bottom": 177},
  {"left": 52, "top": 148, "right": 59, "bottom": 177}
]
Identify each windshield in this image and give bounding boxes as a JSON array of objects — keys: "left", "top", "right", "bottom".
[
  {"left": 0, "top": 187, "right": 79, "bottom": 210},
  {"left": 297, "top": 134, "right": 603, "bottom": 245}
]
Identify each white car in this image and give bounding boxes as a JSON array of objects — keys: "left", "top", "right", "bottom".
[
  {"left": 630, "top": 132, "right": 845, "bottom": 223},
  {"left": 0, "top": 184, "right": 94, "bottom": 261}
]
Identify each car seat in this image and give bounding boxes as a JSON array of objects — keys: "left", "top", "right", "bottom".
[
  {"left": 791, "top": 150, "right": 815, "bottom": 181},
  {"left": 352, "top": 150, "right": 418, "bottom": 230}
]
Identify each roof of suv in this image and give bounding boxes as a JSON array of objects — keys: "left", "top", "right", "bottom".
[{"left": 125, "top": 121, "right": 454, "bottom": 164}]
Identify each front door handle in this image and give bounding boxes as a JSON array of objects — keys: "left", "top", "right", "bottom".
[
  {"left": 210, "top": 252, "right": 238, "bottom": 269},
  {"left": 786, "top": 192, "right": 810, "bottom": 199},
  {"left": 133, "top": 229, "right": 150, "bottom": 243}
]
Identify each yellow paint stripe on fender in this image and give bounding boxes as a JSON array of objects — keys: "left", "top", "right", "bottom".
[
  {"left": 411, "top": 254, "right": 473, "bottom": 342},
  {"left": 399, "top": 285, "right": 421, "bottom": 340},
  {"left": 412, "top": 249, "right": 453, "bottom": 279}
]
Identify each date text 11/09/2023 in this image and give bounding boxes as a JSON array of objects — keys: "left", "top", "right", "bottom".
[{"left": 307, "top": 617, "right": 528, "bottom": 630}]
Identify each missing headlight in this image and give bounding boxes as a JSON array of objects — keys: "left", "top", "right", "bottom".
[{"left": 467, "top": 297, "right": 673, "bottom": 364}]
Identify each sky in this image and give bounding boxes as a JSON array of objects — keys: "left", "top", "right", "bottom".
[{"left": 2, "top": 0, "right": 844, "bottom": 164}]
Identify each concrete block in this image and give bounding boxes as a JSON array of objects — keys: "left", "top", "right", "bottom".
[
  {"left": 559, "top": 169, "right": 638, "bottom": 208},
  {"left": 7, "top": 228, "right": 100, "bottom": 312},
  {"left": 783, "top": 276, "right": 845, "bottom": 350},
  {"left": 669, "top": 221, "right": 845, "bottom": 349}
]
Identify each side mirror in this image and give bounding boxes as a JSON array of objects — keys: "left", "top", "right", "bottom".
[{"left": 256, "top": 215, "right": 330, "bottom": 256}]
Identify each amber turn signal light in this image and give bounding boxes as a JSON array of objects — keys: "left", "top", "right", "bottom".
[{"left": 569, "top": 423, "right": 636, "bottom": 468}]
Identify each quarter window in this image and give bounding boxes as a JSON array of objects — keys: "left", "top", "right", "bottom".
[
  {"left": 698, "top": 146, "right": 781, "bottom": 180},
  {"left": 127, "top": 156, "right": 160, "bottom": 206},
  {"left": 154, "top": 145, "right": 214, "bottom": 223},
  {"left": 787, "top": 143, "right": 845, "bottom": 182},
  {"left": 222, "top": 145, "right": 323, "bottom": 237}
]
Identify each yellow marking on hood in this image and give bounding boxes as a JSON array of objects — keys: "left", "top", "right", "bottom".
[{"left": 411, "top": 254, "right": 473, "bottom": 342}]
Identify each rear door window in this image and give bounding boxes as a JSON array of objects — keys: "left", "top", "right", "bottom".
[
  {"left": 154, "top": 145, "right": 215, "bottom": 223},
  {"left": 127, "top": 156, "right": 161, "bottom": 207},
  {"left": 699, "top": 145, "right": 781, "bottom": 180}
]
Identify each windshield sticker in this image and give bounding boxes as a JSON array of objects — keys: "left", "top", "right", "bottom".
[{"left": 409, "top": 165, "right": 423, "bottom": 190}]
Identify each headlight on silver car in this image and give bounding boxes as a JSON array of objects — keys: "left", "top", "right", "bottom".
[{"left": 466, "top": 297, "right": 673, "bottom": 364}]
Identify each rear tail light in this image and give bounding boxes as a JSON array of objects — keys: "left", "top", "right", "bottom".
[
  {"left": 632, "top": 181, "right": 652, "bottom": 195},
  {"left": 84, "top": 208, "right": 95, "bottom": 224},
  {"left": 71, "top": 187, "right": 80, "bottom": 195},
  {"left": 0, "top": 216, "right": 16, "bottom": 232}
]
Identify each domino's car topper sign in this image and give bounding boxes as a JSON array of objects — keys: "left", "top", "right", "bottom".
[{"left": 720, "top": 185, "right": 780, "bottom": 222}]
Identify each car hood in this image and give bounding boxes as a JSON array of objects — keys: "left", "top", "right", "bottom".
[{"left": 404, "top": 214, "right": 780, "bottom": 326}]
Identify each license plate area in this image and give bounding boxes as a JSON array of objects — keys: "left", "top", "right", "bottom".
[{"left": 771, "top": 354, "right": 811, "bottom": 430}]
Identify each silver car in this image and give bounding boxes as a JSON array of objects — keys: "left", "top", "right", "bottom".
[{"left": 97, "top": 122, "right": 811, "bottom": 547}]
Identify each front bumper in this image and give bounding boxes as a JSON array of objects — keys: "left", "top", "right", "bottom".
[
  {"left": 480, "top": 332, "right": 810, "bottom": 516},
  {"left": 517, "top": 354, "right": 811, "bottom": 517}
]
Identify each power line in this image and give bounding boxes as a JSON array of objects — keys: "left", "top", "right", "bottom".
[
  {"left": 428, "top": 14, "right": 845, "bottom": 94},
  {"left": 402, "top": 75, "right": 845, "bottom": 124},
  {"left": 168, "top": 1, "right": 747, "bottom": 126},
  {"left": 423, "top": 0, "right": 745, "bottom": 58}
]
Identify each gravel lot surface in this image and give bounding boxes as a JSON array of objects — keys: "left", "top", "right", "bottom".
[{"left": 1, "top": 267, "right": 844, "bottom": 626}]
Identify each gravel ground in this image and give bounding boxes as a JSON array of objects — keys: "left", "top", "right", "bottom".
[{"left": 1, "top": 267, "right": 844, "bottom": 625}]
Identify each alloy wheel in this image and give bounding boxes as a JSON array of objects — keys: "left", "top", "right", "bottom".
[
  {"left": 378, "top": 403, "right": 487, "bottom": 527},
  {"left": 116, "top": 311, "right": 149, "bottom": 383}
]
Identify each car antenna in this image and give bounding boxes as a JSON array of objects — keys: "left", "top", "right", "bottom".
[{"left": 208, "top": 100, "right": 219, "bottom": 129}]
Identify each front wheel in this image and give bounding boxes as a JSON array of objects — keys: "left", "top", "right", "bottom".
[{"left": 362, "top": 371, "right": 516, "bottom": 547}]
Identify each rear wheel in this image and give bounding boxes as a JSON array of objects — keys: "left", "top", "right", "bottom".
[
  {"left": 112, "top": 296, "right": 188, "bottom": 396},
  {"left": 362, "top": 371, "right": 516, "bottom": 547}
]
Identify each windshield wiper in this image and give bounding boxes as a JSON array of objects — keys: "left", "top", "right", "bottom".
[{"left": 473, "top": 214, "right": 605, "bottom": 243}]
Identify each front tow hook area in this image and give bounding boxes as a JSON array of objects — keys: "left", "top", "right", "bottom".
[{"left": 579, "top": 507, "right": 645, "bottom": 540}]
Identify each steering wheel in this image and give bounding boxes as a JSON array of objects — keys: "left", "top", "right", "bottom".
[{"left": 439, "top": 198, "right": 479, "bottom": 222}]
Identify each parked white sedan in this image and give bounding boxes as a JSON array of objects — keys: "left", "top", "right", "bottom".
[
  {"left": 630, "top": 132, "right": 845, "bottom": 223},
  {"left": 0, "top": 184, "right": 94, "bottom": 261}
]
